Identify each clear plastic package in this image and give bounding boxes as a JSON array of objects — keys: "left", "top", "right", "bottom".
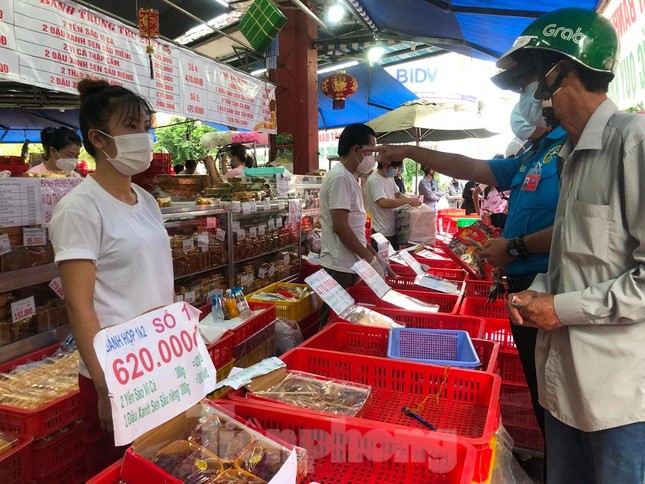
[
  {"left": 337, "top": 304, "right": 404, "bottom": 329},
  {"left": 151, "top": 440, "right": 223, "bottom": 483}
]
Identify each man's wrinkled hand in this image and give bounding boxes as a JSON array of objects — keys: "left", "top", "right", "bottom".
[
  {"left": 509, "top": 292, "right": 562, "bottom": 330},
  {"left": 506, "top": 290, "right": 538, "bottom": 326}
]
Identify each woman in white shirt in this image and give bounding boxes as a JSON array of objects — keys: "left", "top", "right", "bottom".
[
  {"left": 27, "top": 126, "right": 82, "bottom": 178},
  {"left": 49, "top": 79, "right": 174, "bottom": 476}
]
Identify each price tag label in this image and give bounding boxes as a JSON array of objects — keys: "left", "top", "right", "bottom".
[
  {"left": 258, "top": 225, "right": 266, "bottom": 236},
  {"left": 263, "top": 199, "right": 271, "bottom": 211},
  {"left": 175, "top": 294, "right": 184, "bottom": 302},
  {"left": 231, "top": 202, "right": 242, "bottom": 213},
  {"left": 197, "top": 232, "right": 209, "bottom": 252},
  {"left": 206, "top": 217, "right": 218, "bottom": 229},
  {"left": 248, "top": 226, "right": 257, "bottom": 238},
  {"left": 277, "top": 175, "right": 290, "bottom": 195},
  {"left": 283, "top": 254, "right": 290, "bottom": 263},
  {"left": 240, "top": 273, "right": 254, "bottom": 287},
  {"left": 23, "top": 227, "right": 47, "bottom": 247},
  {"left": 268, "top": 264, "right": 276, "bottom": 277},
  {"left": 215, "top": 229, "right": 226, "bottom": 242},
  {"left": 237, "top": 229, "right": 246, "bottom": 240},
  {"left": 351, "top": 260, "right": 391, "bottom": 299},
  {"left": 242, "top": 202, "right": 251, "bottom": 214},
  {"left": 11, "top": 296, "right": 36, "bottom": 323},
  {"left": 49, "top": 277, "right": 65, "bottom": 299},
  {"left": 232, "top": 221, "right": 241, "bottom": 231},
  {"left": 250, "top": 202, "right": 257, "bottom": 213},
  {"left": 258, "top": 267, "right": 267, "bottom": 279},
  {"left": 305, "top": 269, "right": 355, "bottom": 316},
  {"left": 399, "top": 250, "right": 425, "bottom": 277},
  {"left": 278, "top": 201, "right": 287, "bottom": 210},
  {"left": 93, "top": 303, "right": 216, "bottom": 446},
  {"left": 184, "top": 291, "right": 196, "bottom": 304},
  {"left": 0, "top": 234, "right": 11, "bottom": 255},
  {"left": 182, "top": 238, "right": 194, "bottom": 253},
  {"left": 268, "top": 219, "right": 275, "bottom": 230},
  {"left": 276, "top": 218, "right": 283, "bottom": 228}
]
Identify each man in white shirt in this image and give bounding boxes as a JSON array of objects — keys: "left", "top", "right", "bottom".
[
  {"left": 318, "top": 124, "right": 391, "bottom": 327},
  {"left": 365, "top": 160, "right": 421, "bottom": 250}
]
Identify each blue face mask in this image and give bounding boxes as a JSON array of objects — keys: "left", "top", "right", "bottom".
[{"left": 386, "top": 168, "right": 398, "bottom": 178}]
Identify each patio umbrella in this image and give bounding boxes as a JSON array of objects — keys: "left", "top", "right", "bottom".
[{"left": 367, "top": 100, "right": 497, "bottom": 191}]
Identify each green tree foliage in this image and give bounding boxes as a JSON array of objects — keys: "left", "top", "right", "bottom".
[
  {"left": 153, "top": 118, "right": 218, "bottom": 164},
  {"left": 626, "top": 102, "right": 644, "bottom": 114}
]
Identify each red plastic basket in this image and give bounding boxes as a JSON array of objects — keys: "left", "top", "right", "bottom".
[
  {"left": 505, "top": 424, "right": 545, "bottom": 452},
  {"left": 497, "top": 351, "right": 527, "bottom": 385},
  {"left": 198, "top": 301, "right": 276, "bottom": 346},
  {"left": 30, "top": 420, "right": 86, "bottom": 478},
  {"left": 31, "top": 454, "right": 87, "bottom": 484},
  {"left": 347, "top": 285, "right": 462, "bottom": 314},
  {"left": 0, "top": 343, "right": 61, "bottom": 373},
  {"left": 330, "top": 307, "right": 485, "bottom": 339},
  {"left": 412, "top": 254, "right": 462, "bottom": 270},
  {"left": 206, "top": 331, "right": 235, "bottom": 369},
  {"left": 481, "top": 318, "right": 517, "bottom": 353},
  {"left": 0, "top": 433, "right": 32, "bottom": 484},
  {"left": 300, "top": 322, "right": 499, "bottom": 373},
  {"left": 355, "top": 275, "right": 466, "bottom": 295},
  {"left": 209, "top": 400, "right": 478, "bottom": 484},
  {"left": 459, "top": 297, "right": 508, "bottom": 320},
  {"left": 391, "top": 265, "right": 467, "bottom": 281},
  {"left": 500, "top": 383, "right": 540, "bottom": 431},
  {"left": 86, "top": 458, "right": 123, "bottom": 484},
  {"left": 464, "top": 277, "right": 502, "bottom": 299},
  {"left": 0, "top": 390, "right": 81, "bottom": 440},
  {"left": 298, "top": 309, "right": 320, "bottom": 341}
]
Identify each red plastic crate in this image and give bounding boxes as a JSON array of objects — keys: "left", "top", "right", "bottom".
[
  {"left": 505, "top": 424, "right": 544, "bottom": 452},
  {"left": 0, "top": 343, "right": 60, "bottom": 373},
  {"left": 330, "top": 307, "right": 485, "bottom": 339},
  {"left": 459, "top": 297, "right": 508, "bottom": 321},
  {"left": 198, "top": 301, "right": 276, "bottom": 346},
  {"left": 480, "top": 317, "right": 517, "bottom": 353},
  {"left": 355, "top": 275, "right": 466, "bottom": 295},
  {"left": 412, "top": 254, "right": 462, "bottom": 269},
  {"left": 500, "top": 383, "right": 540, "bottom": 431},
  {"left": 86, "top": 458, "right": 123, "bottom": 484},
  {"left": 31, "top": 420, "right": 85, "bottom": 478},
  {"left": 209, "top": 400, "right": 478, "bottom": 484},
  {"left": 300, "top": 322, "right": 499, "bottom": 373},
  {"left": 391, "top": 265, "right": 467, "bottom": 282},
  {"left": 206, "top": 331, "right": 235, "bottom": 368},
  {"left": 298, "top": 309, "right": 320, "bottom": 341},
  {"left": 464, "top": 277, "right": 502, "bottom": 299},
  {"left": 497, "top": 351, "right": 527, "bottom": 385},
  {"left": 0, "top": 433, "right": 32, "bottom": 484},
  {"left": 0, "top": 391, "right": 81, "bottom": 440},
  {"left": 31, "top": 453, "right": 87, "bottom": 484},
  {"left": 347, "top": 285, "right": 462, "bottom": 314}
]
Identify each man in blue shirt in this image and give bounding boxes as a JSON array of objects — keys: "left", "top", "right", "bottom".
[{"left": 368, "top": 68, "right": 567, "bottom": 439}]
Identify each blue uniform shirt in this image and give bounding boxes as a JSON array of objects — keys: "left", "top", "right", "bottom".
[{"left": 488, "top": 127, "right": 567, "bottom": 277}]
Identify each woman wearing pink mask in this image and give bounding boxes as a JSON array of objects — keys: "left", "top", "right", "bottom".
[
  {"left": 27, "top": 126, "right": 82, "bottom": 177},
  {"left": 49, "top": 79, "right": 174, "bottom": 475}
]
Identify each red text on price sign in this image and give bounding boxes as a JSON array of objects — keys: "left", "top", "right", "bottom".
[{"left": 94, "top": 302, "right": 216, "bottom": 446}]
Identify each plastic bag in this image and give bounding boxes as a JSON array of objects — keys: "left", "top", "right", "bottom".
[
  {"left": 490, "top": 425, "right": 535, "bottom": 484},
  {"left": 275, "top": 319, "right": 303, "bottom": 355},
  {"left": 338, "top": 305, "right": 404, "bottom": 329}
]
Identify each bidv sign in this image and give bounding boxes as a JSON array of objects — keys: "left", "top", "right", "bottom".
[
  {"left": 395, "top": 67, "right": 438, "bottom": 84},
  {"left": 542, "top": 24, "right": 585, "bottom": 44}
]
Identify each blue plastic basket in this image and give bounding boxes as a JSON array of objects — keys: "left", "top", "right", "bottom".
[{"left": 387, "top": 328, "right": 481, "bottom": 368}]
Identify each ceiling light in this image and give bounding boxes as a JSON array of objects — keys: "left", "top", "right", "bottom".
[
  {"left": 250, "top": 68, "right": 267, "bottom": 76},
  {"left": 213, "top": 0, "right": 228, "bottom": 7},
  {"left": 317, "top": 61, "right": 358, "bottom": 75},
  {"left": 367, "top": 46, "right": 386, "bottom": 64},
  {"left": 326, "top": 4, "right": 345, "bottom": 24}
]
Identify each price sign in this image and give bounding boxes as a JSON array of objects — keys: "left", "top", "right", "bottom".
[
  {"left": 93, "top": 302, "right": 216, "bottom": 446},
  {"left": 23, "top": 227, "right": 47, "bottom": 247},
  {"left": 278, "top": 201, "right": 287, "bottom": 210},
  {"left": 276, "top": 217, "right": 283, "bottom": 228},
  {"left": 215, "top": 229, "right": 226, "bottom": 242},
  {"left": 351, "top": 260, "right": 391, "bottom": 299},
  {"left": 283, "top": 254, "right": 290, "bottom": 263},
  {"left": 232, "top": 221, "right": 241, "bottom": 231},
  {"left": 184, "top": 291, "right": 196, "bottom": 304},
  {"left": 206, "top": 217, "right": 218, "bottom": 229},
  {"left": 182, "top": 239, "right": 194, "bottom": 253},
  {"left": 268, "top": 219, "right": 275, "bottom": 230},
  {"left": 258, "top": 225, "right": 266, "bottom": 236},
  {"left": 240, "top": 273, "right": 254, "bottom": 287},
  {"left": 305, "top": 269, "right": 355, "bottom": 316},
  {"left": 250, "top": 202, "right": 257, "bottom": 213},
  {"left": 49, "top": 277, "right": 65, "bottom": 299},
  {"left": 237, "top": 229, "right": 246, "bottom": 240},
  {"left": 11, "top": 296, "right": 36, "bottom": 323},
  {"left": 231, "top": 202, "right": 242, "bottom": 213},
  {"left": 242, "top": 202, "right": 251, "bottom": 214},
  {"left": 263, "top": 199, "right": 271, "bottom": 211},
  {"left": 197, "top": 232, "right": 209, "bottom": 252},
  {"left": 398, "top": 250, "right": 425, "bottom": 277},
  {"left": 258, "top": 267, "right": 267, "bottom": 279},
  {"left": 0, "top": 234, "right": 11, "bottom": 255},
  {"left": 268, "top": 264, "right": 276, "bottom": 277},
  {"left": 249, "top": 226, "right": 257, "bottom": 238}
]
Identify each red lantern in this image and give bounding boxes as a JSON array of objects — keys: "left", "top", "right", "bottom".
[{"left": 320, "top": 71, "right": 358, "bottom": 110}]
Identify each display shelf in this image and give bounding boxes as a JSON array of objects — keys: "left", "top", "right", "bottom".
[
  {"left": 0, "top": 263, "right": 59, "bottom": 293},
  {"left": 174, "top": 263, "right": 228, "bottom": 280},
  {"left": 232, "top": 244, "right": 298, "bottom": 265}
]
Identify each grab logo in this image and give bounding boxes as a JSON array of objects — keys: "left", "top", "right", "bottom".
[{"left": 542, "top": 24, "right": 585, "bottom": 44}]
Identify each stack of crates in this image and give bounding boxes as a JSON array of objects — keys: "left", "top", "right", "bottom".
[
  {"left": 0, "top": 156, "right": 29, "bottom": 177},
  {"left": 0, "top": 344, "right": 87, "bottom": 483}
]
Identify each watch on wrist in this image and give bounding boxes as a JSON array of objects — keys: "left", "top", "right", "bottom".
[{"left": 506, "top": 238, "right": 521, "bottom": 258}]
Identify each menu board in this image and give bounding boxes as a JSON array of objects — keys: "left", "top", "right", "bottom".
[{"left": 0, "top": 0, "right": 276, "bottom": 132}]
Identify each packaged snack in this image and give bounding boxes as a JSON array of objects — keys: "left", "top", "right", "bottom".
[{"left": 151, "top": 440, "right": 223, "bottom": 483}]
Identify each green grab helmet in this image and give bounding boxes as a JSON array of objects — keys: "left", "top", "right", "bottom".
[{"left": 497, "top": 8, "right": 619, "bottom": 75}]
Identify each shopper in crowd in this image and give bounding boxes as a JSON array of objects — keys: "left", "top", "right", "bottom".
[
  {"left": 21, "top": 138, "right": 30, "bottom": 163},
  {"left": 365, "top": 62, "right": 568, "bottom": 447},
  {"left": 365, "top": 160, "right": 421, "bottom": 251},
  {"left": 445, "top": 177, "right": 463, "bottom": 209},
  {"left": 222, "top": 143, "right": 249, "bottom": 180},
  {"left": 173, "top": 163, "right": 184, "bottom": 175},
  {"left": 417, "top": 167, "right": 444, "bottom": 212},
  {"left": 473, "top": 184, "right": 509, "bottom": 228},
  {"left": 27, "top": 126, "right": 82, "bottom": 178},
  {"left": 49, "top": 79, "right": 174, "bottom": 475},
  {"left": 178, "top": 158, "right": 197, "bottom": 174},
  {"left": 394, "top": 169, "right": 406, "bottom": 193},
  {"left": 502, "top": 9, "right": 645, "bottom": 483},
  {"left": 318, "top": 124, "right": 392, "bottom": 328},
  {"left": 461, "top": 180, "right": 478, "bottom": 214}
]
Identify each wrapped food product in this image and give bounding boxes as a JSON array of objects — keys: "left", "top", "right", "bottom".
[
  {"left": 252, "top": 370, "right": 371, "bottom": 416},
  {"left": 151, "top": 440, "right": 223, "bottom": 483},
  {"left": 446, "top": 221, "right": 495, "bottom": 278},
  {"left": 338, "top": 305, "right": 404, "bottom": 329},
  {"left": 212, "top": 469, "right": 266, "bottom": 483},
  {"left": 187, "top": 415, "right": 254, "bottom": 462},
  {"left": 235, "top": 441, "right": 290, "bottom": 482},
  {"left": 382, "top": 290, "right": 441, "bottom": 313}
]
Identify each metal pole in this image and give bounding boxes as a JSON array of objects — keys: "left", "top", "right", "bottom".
[{"left": 289, "top": 0, "right": 330, "bottom": 31}]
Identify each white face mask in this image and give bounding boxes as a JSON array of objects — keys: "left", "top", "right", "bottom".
[
  {"left": 98, "top": 131, "right": 154, "bottom": 176},
  {"left": 52, "top": 150, "right": 77, "bottom": 172},
  {"left": 356, "top": 154, "right": 376, "bottom": 174},
  {"left": 518, "top": 81, "right": 547, "bottom": 130}
]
